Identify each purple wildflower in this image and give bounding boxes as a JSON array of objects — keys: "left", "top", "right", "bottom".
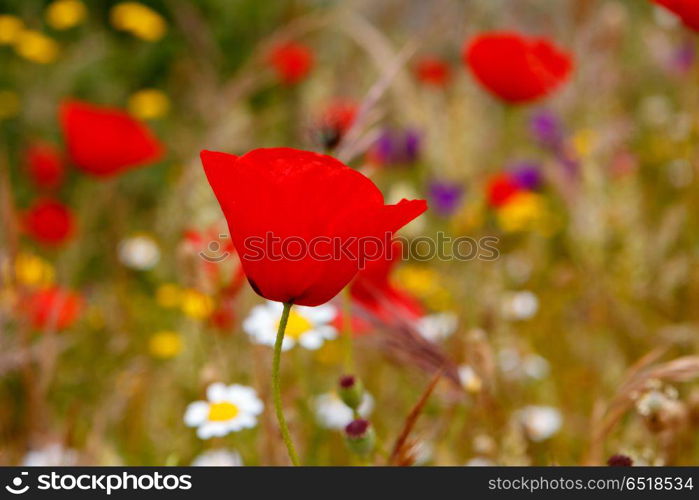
[{"left": 428, "top": 180, "right": 464, "bottom": 216}]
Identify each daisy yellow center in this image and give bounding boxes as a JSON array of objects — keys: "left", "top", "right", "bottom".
[
  {"left": 279, "top": 311, "right": 312, "bottom": 340},
  {"left": 207, "top": 402, "right": 239, "bottom": 422}
]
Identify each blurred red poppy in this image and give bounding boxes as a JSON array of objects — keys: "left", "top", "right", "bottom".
[
  {"left": 268, "top": 41, "right": 315, "bottom": 85},
  {"left": 487, "top": 173, "right": 522, "bottom": 207},
  {"left": 23, "top": 287, "right": 82, "bottom": 330},
  {"left": 23, "top": 199, "right": 75, "bottom": 246},
  {"left": 463, "top": 32, "right": 573, "bottom": 104},
  {"left": 60, "top": 100, "right": 162, "bottom": 177},
  {"left": 350, "top": 241, "right": 424, "bottom": 324},
  {"left": 414, "top": 57, "right": 452, "bottom": 87},
  {"left": 317, "top": 99, "right": 358, "bottom": 150},
  {"left": 201, "top": 147, "right": 427, "bottom": 306},
  {"left": 654, "top": 0, "right": 699, "bottom": 31},
  {"left": 24, "top": 143, "right": 65, "bottom": 190}
]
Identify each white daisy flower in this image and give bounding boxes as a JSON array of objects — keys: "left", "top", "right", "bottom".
[
  {"left": 184, "top": 383, "right": 263, "bottom": 439},
  {"left": 243, "top": 301, "right": 338, "bottom": 351},
  {"left": 502, "top": 291, "right": 539, "bottom": 320},
  {"left": 118, "top": 235, "right": 160, "bottom": 270},
  {"left": 465, "top": 457, "right": 495, "bottom": 466},
  {"left": 314, "top": 392, "right": 374, "bottom": 430},
  {"left": 515, "top": 405, "right": 562, "bottom": 442},
  {"left": 191, "top": 449, "right": 243, "bottom": 466},
  {"left": 417, "top": 312, "right": 458, "bottom": 342},
  {"left": 23, "top": 443, "right": 78, "bottom": 466}
]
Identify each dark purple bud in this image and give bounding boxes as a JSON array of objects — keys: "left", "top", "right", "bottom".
[
  {"left": 339, "top": 375, "right": 356, "bottom": 389},
  {"left": 345, "top": 419, "right": 370, "bottom": 438},
  {"left": 607, "top": 454, "right": 633, "bottom": 467}
]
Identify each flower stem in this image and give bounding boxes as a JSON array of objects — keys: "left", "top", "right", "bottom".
[
  {"left": 272, "top": 301, "right": 300, "bottom": 466},
  {"left": 341, "top": 288, "right": 355, "bottom": 372}
]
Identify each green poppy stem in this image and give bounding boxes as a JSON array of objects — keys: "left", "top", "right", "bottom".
[{"left": 272, "top": 301, "right": 300, "bottom": 466}]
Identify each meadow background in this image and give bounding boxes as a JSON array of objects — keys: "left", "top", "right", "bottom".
[{"left": 1, "top": 0, "right": 699, "bottom": 466}]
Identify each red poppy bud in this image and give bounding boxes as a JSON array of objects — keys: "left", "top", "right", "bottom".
[
  {"left": 268, "top": 42, "right": 315, "bottom": 85},
  {"left": 24, "top": 143, "right": 64, "bottom": 190},
  {"left": 463, "top": 31, "right": 573, "bottom": 104},
  {"left": 23, "top": 199, "right": 75, "bottom": 246},
  {"left": 344, "top": 419, "right": 375, "bottom": 456},
  {"left": 486, "top": 173, "right": 522, "bottom": 208},
  {"left": 338, "top": 375, "right": 364, "bottom": 410},
  {"left": 60, "top": 99, "right": 162, "bottom": 177},
  {"left": 654, "top": 0, "right": 699, "bottom": 31},
  {"left": 414, "top": 57, "right": 452, "bottom": 87},
  {"left": 200, "top": 148, "right": 427, "bottom": 307},
  {"left": 23, "top": 287, "right": 82, "bottom": 330}
]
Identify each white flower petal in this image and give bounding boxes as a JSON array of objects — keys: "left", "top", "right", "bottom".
[
  {"left": 207, "top": 382, "right": 228, "bottom": 402},
  {"left": 191, "top": 449, "right": 243, "bottom": 467},
  {"left": 314, "top": 325, "right": 338, "bottom": 340},
  {"left": 299, "top": 331, "right": 324, "bottom": 350},
  {"left": 184, "top": 402, "right": 210, "bottom": 427},
  {"left": 228, "top": 385, "right": 264, "bottom": 415},
  {"left": 197, "top": 421, "right": 230, "bottom": 439},
  {"left": 301, "top": 304, "right": 337, "bottom": 323}
]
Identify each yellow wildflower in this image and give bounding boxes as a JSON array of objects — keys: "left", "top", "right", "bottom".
[
  {"left": 14, "top": 253, "right": 55, "bottom": 288},
  {"left": 14, "top": 30, "right": 60, "bottom": 64},
  {"left": 110, "top": 2, "right": 167, "bottom": 42},
  {"left": 395, "top": 266, "right": 441, "bottom": 297},
  {"left": 496, "top": 192, "right": 553, "bottom": 234},
  {"left": 571, "top": 128, "right": 597, "bottom": 157},
  {"left": 149, "top": 331, "right": 183, "bottom": 359},
  {"left": 128, "top": 89, "right": 170, "bottom": 120},
  {"left": 0, "top": 15, "right": 24, "bottom": 45},
  {"left": 156, "top": 283, "right": 181, "bottom": 308},
  {"left": 180, "top": 289, "right": 214, "bottom": 319},
  {"left": 45, "top": 0, "right": 87, "bottom": 30},
  {"left": 394, "top": 265, "right": 454, "bottom": 310},
  {"left": 0, "top": 90, "right": 20, "bottom": 119}
]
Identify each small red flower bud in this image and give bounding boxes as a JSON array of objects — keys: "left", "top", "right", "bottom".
[
  {"left": 607, "top": 454, "right": 633, "bottom": 467},
  {"left": 268, "top": 42, "right": 315, "bottom": 85},
  {"left": 345, "top": 419, "right": 370, "bottom": 438},
  {"left": 339, "top": 375, "right": 356, "bottom": 389},
  {"left": 24, "top": 143, "right": 65, "bottom": 190},
  {"left": 414, "top": 57, "right": 451, "bottom": 87},
  {"left": 23, "top": 199, "right": 75, "bottom": 246},
  {"left": 23, "top": 287, "right": 83, "bottom": 331}
]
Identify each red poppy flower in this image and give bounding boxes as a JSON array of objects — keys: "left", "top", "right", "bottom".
[
  {"left": 317, "top": 99, "right": 358, "bottom": 150},
  {"left": 486, "top": 173, "right": 522, "bottom": 207},
  {"left": 24, "top": 143, "right": 64, "bottom": 190},
  {"left": 23, "top": 287, "right": 82, "bottom": 330},
  {"left": 350, "top": 241, "right": 424, "bottom": 324},
  {"left": 201, "top": 147, "right": 427, "bottom": 307},
  {"left": 414, "top": 57, "right": 452, "bottom": 87},
  {"left": 654, "top": 0, "right": 699, "bottom": 31},
  {"left": 23, "top": 199, "right": 75, "bottom": 246},
  {"left": 268, "top": 42, "right": 315, "bottom": 85},
  {"left": 60, "top": 99, "right": 162, "bottom": 177},
  {"left": 463, "top": 32, "right": 573, "bottom": 104}
]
